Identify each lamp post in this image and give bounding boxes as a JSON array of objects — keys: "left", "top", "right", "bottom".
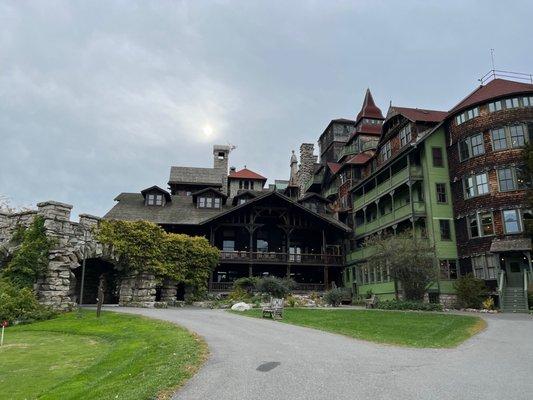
[{"left": 77, "top": 226, "right": 88, "bottom": 316}]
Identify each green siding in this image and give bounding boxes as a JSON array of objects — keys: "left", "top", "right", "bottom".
[{"left": 344, "top": 127, "right": 459, "bottom": 299}]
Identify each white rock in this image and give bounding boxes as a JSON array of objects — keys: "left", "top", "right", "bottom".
[{"left": 231, "top": 302, "right": 252, "bottom": 311}]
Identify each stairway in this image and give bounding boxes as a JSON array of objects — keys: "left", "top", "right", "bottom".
[{"left": 502, "top": 287, "right": 528, "bottom": 313}]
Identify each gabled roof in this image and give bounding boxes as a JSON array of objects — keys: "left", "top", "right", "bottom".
[
  {"left": 327, "top": 162, "right": 341, "bottom": 175},
  {"left": 169, "top": 166, "right": 223, "bottom": 186},
  {"left": 297, "top": 192, "right": 331, "bottom": 204},
  {"left": 200, "top": 190, "right": 351, "bottom": 232},
  {"left": 192, "top": 187, "right": 228, "bottom": 200},
  {"left": 140, "top": 185, "right": 171, "bottom": 202},
  {"left": 449, "top": 78, "right": 533, "bottom": 115},
  {"left": 228, "top": 168, "right": 267, "bottom": 181},
  {"left": 345, "top": 152, "right": 373, "bottom": 165},
  {"left": 232, "top": 190, "right": 258, "bottom": 205},
  {"left": 356, "top": 89, "right": 384, "bottom": 123},
  {"left": 388, "top": 106, "right": 448, "bottom": 123}
]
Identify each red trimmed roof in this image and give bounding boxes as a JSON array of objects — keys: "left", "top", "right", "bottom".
[
  {"left": 228, "top": 168, "right": 267, "bottom": 181},
  {"left": 327, "top": 162, "right": 341, "bottom": 174},
  {"left": 449, "top": 78, "right": 533, "bottom": 114},
  {"left": 390, "top": 106, "right": 447, "bottom": 123},
  {"left": 345, "top": 152, "right": 373, "bottom": 165},
  {"left": 356, "top": 89, "right": 384, "bottom": 122}
]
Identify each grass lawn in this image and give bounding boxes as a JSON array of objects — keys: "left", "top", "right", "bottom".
[
  {"left": 0, "top": 310, "right": 206, "bottom": 400},
  {"left": 232, "top": 308, "right": 485, "bottom": 348}
]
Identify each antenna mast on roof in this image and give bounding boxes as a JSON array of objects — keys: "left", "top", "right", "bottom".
[{"left": 490, "top": 48, "right": 495, "bottom": 71}]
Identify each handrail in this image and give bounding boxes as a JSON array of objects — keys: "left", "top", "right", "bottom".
[
  {"left": 498, "top": 270, "right": 506, "bottom": 311},
  {"left": 524, "top": 270, "right": 530, "bottom": 310}
]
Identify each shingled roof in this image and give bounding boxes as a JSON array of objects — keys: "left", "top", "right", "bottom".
[
  {"left": 168, "top": 166, "right": 224, "bottom": 186},
  {"left": 104, "top": 193, "right": 228, "bottom": 225},
  {"left": 449, "top": 78, "right": 533, "bottom": 115},
  {"left": 228, "top": 168, "right": 267, "bottom": 181},
  {"left": 388, "top": 106, "right": 448, "bottom": 123}
]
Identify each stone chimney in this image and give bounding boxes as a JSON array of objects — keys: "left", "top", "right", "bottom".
[
  {"left": 297, "top": 143, "right": 316, "bottom": 196},
  {"left": 213, "top": 144, "right": 231, "bottom": 195}
]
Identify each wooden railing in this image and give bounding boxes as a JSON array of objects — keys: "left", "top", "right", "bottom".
[
  {"left": 208, "top": 282, "right": 326, "bottom": 292},
  {"left": 219, "top": 251, "right": 343, "bottom": 266}
]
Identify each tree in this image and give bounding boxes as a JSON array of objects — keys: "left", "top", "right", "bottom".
[
  {"left": 363, "top": 230, "right": 437, "bottom": 301},
  {"left": 96, "top": 220, "right": 219, "bottom": 290}
]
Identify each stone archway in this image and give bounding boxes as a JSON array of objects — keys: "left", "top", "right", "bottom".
[{"left": 72, "top": 258, "right": 120, "bottom": 305}]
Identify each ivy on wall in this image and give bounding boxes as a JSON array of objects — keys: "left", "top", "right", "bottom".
[
  {"left": 96, "top": 220, "right": 219, "bottom": 287},
  {"left": 1, "top": 216, "right": 54, "bottom": 288}
]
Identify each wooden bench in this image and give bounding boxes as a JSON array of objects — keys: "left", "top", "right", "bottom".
[
  {"left": 364, "top": 295, "right": 378, "bottom": 309},
  {"left": 262, "top": 298, "right": 284, "bottom": 319}
]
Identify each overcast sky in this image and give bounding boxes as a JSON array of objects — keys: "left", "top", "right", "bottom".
[{"left": 1, "top": 0, "right": 532, "bottom": 217}]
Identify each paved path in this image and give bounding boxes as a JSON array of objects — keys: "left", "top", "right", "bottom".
[{"left": 112, "top": 307, "right": 533, "bottom": 400}]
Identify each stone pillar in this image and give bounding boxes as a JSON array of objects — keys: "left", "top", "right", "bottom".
[
  {"left": 38, "top": 259, "right": 77, "bottom": 311},
  {"left": 37, "top": 201, "right": 73, "bottom": 221},
  {"left": 119, "top": 273, "right": 157, "bottom": 307},
  {"left": 160, "top": 279, "right": 179, "bottom": 305},
  {"left": 79, "top": 213, "right": 100, "bottom": 229}
]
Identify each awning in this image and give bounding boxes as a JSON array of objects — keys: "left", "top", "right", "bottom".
[{"left": 490, "top": 238, "right": 532, "bottom": 253}]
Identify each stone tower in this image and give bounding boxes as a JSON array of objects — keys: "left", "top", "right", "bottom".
[
  {"left": 297, "top": 143, "right": 317, "bottom": 196},
  {"left": 213, "top": 144, "right": 231, "bottom": 194}
]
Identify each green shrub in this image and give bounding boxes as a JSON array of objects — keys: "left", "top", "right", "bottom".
[
  {"left": 233, "top": 277, "right": 258, "bottom": 294},
  {"left": 0, "top": 279, "right": 56, "bottom": 324},
  {"left": 376, "top": 299, "right": 443, "bottom": 312},
  {"left": 228, "top": 287, "right": 250, "bottom": 302},
  {"left": 254, "top": 276, "right": 295, "bottom": 299},
  {"left": 324, "top": 287, "right": 348, "bottom": 307},
  {"left": 2, "top": 216, "right": 54, "bottom": 288},
  {"left": 454, "top": 274, "right": 488, "bottom": 309}
]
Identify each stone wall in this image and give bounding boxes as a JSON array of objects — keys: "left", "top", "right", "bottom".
[{"left": 0, "top": 200, "right": 168, "bottom": 310}]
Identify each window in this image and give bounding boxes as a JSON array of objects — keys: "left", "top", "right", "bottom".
[
  {"left": 498, "top": 166, "right": 529, "bottom": 192},
  {"left": 440, "top": 260, "right": 458, "bottom": 280},
  {"left": 491, "top": 128, "right": 507, "bottom": 150},
  {"left": 472, "top": 254, "right": 499, "bottom": 280},
  {"left": 467, "top": 211, "right": 494, "bottom": 238},
  {"left": 459, "top": 133, "right": 485, "bottom": 161},
  {"left": 217, "top": 152, "right": 225, "bottom": 159},
  {"left": 146, "top": 194, "right": 164, "bottom": 206},
  {"left": 498, "top": 168, "right": 516, "bottom": 191},
  {"left": 479, "top": 212, "right": 495, "bottom": 236},
  {"left": 463, "top": 172, "right": 489, "bottom": 198},
  {"left": 432, "top": 147, "right": 444, "bottom": 167},
  {"left": 505, "top": 98, "right": 520, "bottom": 109},
  {"left": 222, "top": 240, "right": 235, "bottom": 251},
  {"left": 399, "top": 124, "right": 412, "bottom": 147},
  {"left": 455, "top": 107, "right": 479, "bottom": 125},
  {"left": 380, "top": 142, "right": 391, "bottom": 162},
  {"left": 436, "top": 183, "right": 447, "bottom": 203},
  {"left": 503, "top": 209, "right": 521, "bottom": 233},
  {"left": 488, "top": 100, "right": 503, "bottom": 112},
  {"left": 439, "top": 220, "right": 452, "bottom": 240},
  {"left": 198, "top": 196, "right": 221, "bottom": 209},
  {"left": 509, "top": 125, "right": 526, "bottom": 147},
  {"left": 491, "top": 124, "right": 528, "bottom": 150},
  {"left": 238, "top": 198, "right": 247, "bottom": 205}
]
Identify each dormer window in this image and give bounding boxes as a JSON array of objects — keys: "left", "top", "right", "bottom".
[
  {"left": 141, "top": 185, "right": 171, "bottom": 207},
  {"left": 147, "top": 194, "right": 164, "bottom": 206},
  {"left": 239, "top": 198, "right": 247, "bottom": 205},
  {"left": 198, "top": 196, "right": 221, "bottom": 209}
]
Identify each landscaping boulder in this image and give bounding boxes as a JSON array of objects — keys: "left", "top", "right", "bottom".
[{"left": 231, "top": 302, "right": 252, "bottom": 311}]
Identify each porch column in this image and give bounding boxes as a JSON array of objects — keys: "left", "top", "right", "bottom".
[{"left": 324, "top": 266, "right": 329, "bottom": 290}]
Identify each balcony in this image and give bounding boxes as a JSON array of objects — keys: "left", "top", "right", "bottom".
[
  {"left": 337, "top": 140, "right": 377, "bottom": 161},
  {"left": 208, "top": 281, "right": 326, "bottom": 292},
  {"left": 354, "top": 201, "right": 426, "bottom": 237},
  {"left": 303, "top": 170, "right": 325, "bottom": 193},
  {"left": 353, "top": 165, "right": 423, "bottom": 210},
  {"left": 219, "top": 251, "right": 344, "bottom": 266}
]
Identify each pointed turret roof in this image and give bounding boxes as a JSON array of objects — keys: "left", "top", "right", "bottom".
[{"left": 356, "top": 89, "right": 384, "bottom": 123}]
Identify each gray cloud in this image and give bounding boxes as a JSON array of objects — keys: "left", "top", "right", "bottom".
[{"left": 1, "top": 0, "right": 532, "bottom": 216}]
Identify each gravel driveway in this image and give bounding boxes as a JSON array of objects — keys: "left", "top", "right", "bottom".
[{"left": 112, "top": 307, "right": 533, "bottom": 400}]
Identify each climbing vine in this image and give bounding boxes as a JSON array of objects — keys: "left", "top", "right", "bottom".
[
  {"left": 1, "top": 216, "right": 54, "bottom": 288},
  {"left": 96, "top": 220, "right": 219, "bottom": 287}
]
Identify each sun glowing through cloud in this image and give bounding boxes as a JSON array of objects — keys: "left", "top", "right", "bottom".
[{"left": 202, "top": 124, "right": 214, "bottom": 140}]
